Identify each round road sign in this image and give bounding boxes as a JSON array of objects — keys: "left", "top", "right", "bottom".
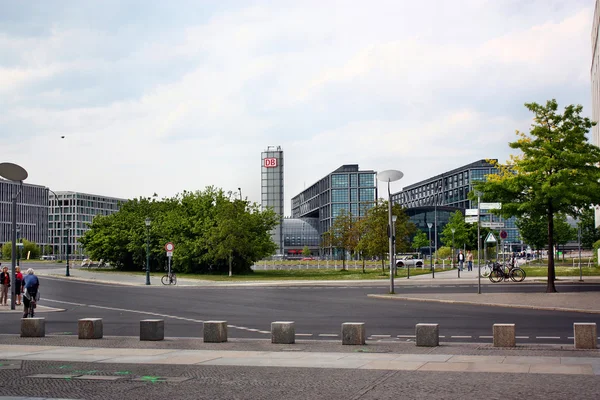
[
  {"left": 500, "top": 230, "right": 508, "bottom": 240},
  {"left": 165, "top": 242, "right": 174, "bottom": 252}
]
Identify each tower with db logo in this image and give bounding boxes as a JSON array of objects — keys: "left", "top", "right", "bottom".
[{"left": 261, "top": 145, "right": 284, "bottom": 255}]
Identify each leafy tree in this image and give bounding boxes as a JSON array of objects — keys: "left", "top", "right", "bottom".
[
  {"left": 2, "top": 239, "right": 40, "bottom": 260},
  {"left": 302, "top": 246, "right": 311, "bottom": 257},
  {"left": 578, "top": 207, "right": 600, "bottom": 249},
  {"left": 326, "top": 209, "right": 359, "bottom": 270},
  {"left": 475, "top": 100, "right": 600, "bottom": 292},
  {"left": 440, "top": 211, "right": 468, "bottom": 250},
  {"left": 412, "top": 231, "right": 429, "bottom": 256}
]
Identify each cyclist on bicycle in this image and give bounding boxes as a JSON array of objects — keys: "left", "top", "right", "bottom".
[{"left": 22, "top": 268, "right": 39, "bottom": 318}]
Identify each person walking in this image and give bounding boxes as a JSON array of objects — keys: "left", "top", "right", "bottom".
[
  {"left": 466, "top": 250, "right": 474, "bottom": 272},
  {"left": 15, "top": 266, "right": 23, "bottom": 305},
  {"left": 22, "top": 268, "right": 39, "bottom": 318},
  {"left": 0, "top": 265, "right": 10, "bottom": 306},
  {"left": 457, "top": 250, "right": 465, "bottom": 272}
]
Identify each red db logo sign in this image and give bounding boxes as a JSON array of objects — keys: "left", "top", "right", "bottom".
[{"left": 264, "top": 158, "right": 278, "bottom": 168}]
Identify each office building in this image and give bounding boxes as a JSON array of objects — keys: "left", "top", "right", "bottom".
[
  {"left": 291, "top": 164, "right": 377, "bottom": 256},
  {"left": 391, "top": 160, "right": 520, "bottom": 250},
  {"left": 0, "top": 179, "right": 49, "bottom": 250},
  {"left": 592, "top": 0, "right": 600, "bottom": 227},
  {"left": 261, "top": 146, "right": 284, "bottom": 254},
  {"left": 48, "top": 191, "right": 127, "bottom": 259}
]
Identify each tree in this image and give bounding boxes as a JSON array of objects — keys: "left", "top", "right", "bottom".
[
  {"left": 412, "top": 231, "right": 429, "bottom": 256},
  {"left": 475, "top": 100, "right": 600, "bottom": 292},
  {"left": 302, "top": 246, "right": 311, "bottom": 257},
  {"left": 440, "top": 211, "right": 468, "bottom": 251},
  {"left": 578, "top": 207, "right": 600, "bottom": 249},
  {"left": 2, "top": 239, "right": 40, "bottom": 260},
  {"left": 326, "top": 209, "right": 359, "bottom": 270}
]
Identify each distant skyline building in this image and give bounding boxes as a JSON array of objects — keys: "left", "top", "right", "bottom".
[
  {"left": 0, "top": 179, "right": 49, "bottom": 250},
  {"left": 291, "top": 164, "right": 377, "bottom": 256},
  {"left": 261, "top": 145, "right": 284, "bottom": 254},
  {"left": 592, "top": 0, "right": 600, "bottom": 227},
  {"left": 48, "top": 191, "right": 127, "bottom": 259}
]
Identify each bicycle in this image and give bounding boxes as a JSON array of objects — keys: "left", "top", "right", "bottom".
[
  {"left": 161, "top": 272, "right": 177, "bottom": 285},
  {"left": 480, "top": 262, "right": 492, "bottom": 278},
  {"left": 489, "top": 262, "right": 526, "bottom": 283},
  {"left": 23, "top": 289, "right": 39, "bottom": 318}
]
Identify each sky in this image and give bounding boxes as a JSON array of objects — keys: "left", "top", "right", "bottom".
[{"left": 0, "top": 0, "right": 596, "bottom": 216}]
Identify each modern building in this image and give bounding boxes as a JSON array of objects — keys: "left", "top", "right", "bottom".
[
  {"left": 291, "top": 164, "right": 377, "bottom": 256},
  {"left": 48, "top": 191, "right": 127, "bottom": 259},
  {"left": 0, "top": 179, "right": 49, "bottom": 251},
  {"left": 281, "top": 217, "right": 320, "bottom": 257},
  {"left": 592, "top": 0, "right": 600, "bottom": 227},
  {"left": 261, "top": 145, "right": 284, "bottom": 254},
  {"left": 391, "top": 160, "right": 520, "bottom": 250}
]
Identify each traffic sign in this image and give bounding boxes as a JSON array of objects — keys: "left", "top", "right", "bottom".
[
  {"left": 465, "top": 209, "right": 479, "bottom": 216},
  {"left": 485, "top": 232, "right": 497, "bottom": 243},
  {"left": 500, "top": 230, "right": 508, "bottom": 239},
  {"left": 465, "top": 216, "right": 478, "bottom": 223},
  {"left": 166, "top": 251, "right": 173, "bottom": 258},
  {"left": 481, "top": 222, "right": 504, "bottom": 229},
  {"left": 480, "top": 202, "right": 502, "bottom": 210},
  {"left": 165, "top": 242, "right": 174, "bottom": 252}
]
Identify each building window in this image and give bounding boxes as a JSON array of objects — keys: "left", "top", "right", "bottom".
[
  {"left": 350, "top": 174, "right": 358, "bottom": 187},
  {"left": 332, "top": 203, "right": 348, "bottom": 218},
  {"left": 331, "top": 189, "right": 349, "bottom": 203},
  {"left": 359, "top": 173, "right": 374, "bottom": 187},
  {"left": 359, "top": 188, "right": 375, "bottom": 202},
  {"left": 331, "top": 174, "right": 349, "bottom": 188}
]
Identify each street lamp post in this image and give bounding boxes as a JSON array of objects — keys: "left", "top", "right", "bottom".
[
  {"left": 16, "top": 227, "right": 20, "bottom": 268},
  {"left": 0, "top": 162, "right": 28, "bottom": 311},
  {"left": 377, "top": 169, "right": 404, "bottom": 295},
  {"left": 451, "top": 228, "right": 458, "bottom": 278},
  {"left": 427, "top": 222, "right": 433, "bottom": 276},
  {"left": 238, "top": 187, "right": 242, "bottom": 200},
  {"left": 145, "top": 218, "right": 151, "bottom": 285},
  {"left": 65, "top": 222, "right": 71, "bottom": 276},
  {"left": 578, "top": 225, "right": 583, "bottom": 282},
  {"left": 476, "top": 192, "right": 482, "bottom": 294},
  {"left": 392, "top": 215, "right": 397, "bottom": 277}
]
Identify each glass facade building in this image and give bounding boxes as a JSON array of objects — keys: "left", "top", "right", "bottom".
[
  {"left": 261, "top": 146, "right": 284, "bottom": 254},
  {"left": 391, "top": 160, "right": 521, "bottom": 248},
  {"left": 49, "top": 191, "right": 127, "bottom": 259},
  {"left": 281, "top": 217, "right": 320, "bottom": 256},
  {"left": 0, "top": 179, "right": 49, "bottom": 250},
  {"left": 291, "top": 164, "right": 377, "bottom": 256}
]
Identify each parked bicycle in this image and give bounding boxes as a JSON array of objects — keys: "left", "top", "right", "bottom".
[
  {"left": 489, "top": 261, "right": 526, "bottom": 283},
  {"left": 161, "top": 271, "right": 177, "bottom": 285}
]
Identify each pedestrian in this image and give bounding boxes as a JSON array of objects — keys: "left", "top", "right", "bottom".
[
  {"left": 22, "top": 268, "right": 39, "bottom": 318},
  {"left": 457, "top": 250, "right": 465, "bottom": 271},
  {"left": 15, "top": 266, "right": 23, "bottom": 305},
  {"left": 0, "top": 265, "right": 10, "bottom": 306},
  {"left": 466, "top": 250, "right": 474, "bottom": 271}
]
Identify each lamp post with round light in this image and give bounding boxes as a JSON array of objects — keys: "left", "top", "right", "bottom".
[
  {"left": 377, "top": 169, "right": 404, "bottom": 295},
  {"left": 427, "top": 222, "right": 433, "bottom": 277},
  {"left": 145, "top": 218, "right": 151, "bottom": 285},
  {"left": 65, "top": 222, "right": 71, "bottom": 276},
  {"left": 451, "top": 227, "right": 458, "bottom": 278},
  {"left": 0, "top": 162, "right": 28, "bottom": 310}
]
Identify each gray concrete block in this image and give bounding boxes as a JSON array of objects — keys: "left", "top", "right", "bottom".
[
  {"left": 20, "top": 318, "right": 45, "bottom": 337},
  {"left": 493, "top": 323, "right": 516, "bottom": 347},
  {"left": 78, "top": 318, "right": 103, "bottom": 339},
  {"left": 271, "top": 321, "right": 295, "bottom": 344},
  {"left": 204, "top": 321, "right": 227, "bottom": 343},
  {"left": 140, "top": 319, "right": 164, "bottom": 341},
  {"left": 341, "top": 322, "right": 366, "bottom": 345},
  {"left": 415, "top": 323, "right": 439, "bottom": 347},
  {"left": 574, "top": 323, "right": 597, "bottom": 349}
]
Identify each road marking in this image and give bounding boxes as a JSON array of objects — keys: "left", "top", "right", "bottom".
[
  {"left": 258, "top": 330, "right": 270, "bottom": 334},
  {"left": 479, "top": 336, "right": 493, "bottom": 339},
  {"left": 295, "top": 333, "right": 313, "bottom": 337},
  {"left": 370, "top": 335, "right": 391, "bottom": 338},
  {"left": 536, "top": 336, "right": 561, "bottom": 339},
  {"left": 451, "top": 336, "right": 472, "bottom": 339},
  {"left": 397, "top": 335, "right": 416, "bottom": 338},
  {"left": 516, "top": 336, "right": 530, "bottom": 339},
  {"left": 318, "top": 334, "right": 339, "bottom": 337}
]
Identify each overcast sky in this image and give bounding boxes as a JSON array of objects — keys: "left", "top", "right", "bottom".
[{"left": 1, "top": 0, "right": 596, "bottom": 215}]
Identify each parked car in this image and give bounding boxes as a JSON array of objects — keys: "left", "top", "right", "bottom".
[{"left": 395, "top": 254, "right": 424, "bottom": 268}]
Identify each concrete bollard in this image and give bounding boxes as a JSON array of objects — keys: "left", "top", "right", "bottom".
[
  {"left": 341, "top": 322, "right": 366, "bottom": 345},
  {"left": 416, "top": 323, "right": 439, "bottom": 347},
  {"left": 271, "top": 321, "right": 295, "bottom": 344},
  {"left": 78, "top": 318, "right": 103, "bottom": 339},
  {"left": 140, "top": 319, "right": 164, "bottom": 341},
  {"left": 21, "top": 318, "right": 45, "bottom": 337},
  {"left": 204, "top": 321, "right": 228, "bottom": 343},
  {"left": 574, "top": 323, "right": 597, "bottom": 349},
  {"left": 493, "top": 323, "right": 516, "bottom": 347}
]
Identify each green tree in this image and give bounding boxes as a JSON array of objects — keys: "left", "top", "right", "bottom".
[
  {"left": 578, "top": 207, "right": 600, "bottom": 249},
  {"left": 440, "top": 211, "right": 468, "bottom": 251},
  {"left": 2, "top": 239, "right": 40, "bottom": 260},
  {"left": 326, "top": 209, "right": 359, "bottom": 270},
  {"left": 412, "top": 231, "right": 429, "bottom": 256},
  {"left": 475, "top": 100, "right": 600, "bottom": 292},
  {"left": 302, "top": 246, "right": 311, "bottom": 257}
]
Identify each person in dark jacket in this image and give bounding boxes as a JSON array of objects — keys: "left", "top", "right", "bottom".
[{"left": 0, "top": 265, "right": 10, "bottom": 306}]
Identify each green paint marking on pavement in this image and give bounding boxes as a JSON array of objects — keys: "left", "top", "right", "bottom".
[
  {"left": 58, "top": 365, "right": 73, "bottom": 369},
  {"left": 141, "top": 375, "right": 162, "bottom": 383},
  {"left": 74, "top": 370, "right": 98, "bottom": 374},
  {"left": 114, "top": 371, "right": 131, "bottom": 375}
]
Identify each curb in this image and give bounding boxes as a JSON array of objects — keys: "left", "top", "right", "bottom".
[{"left": 367, "top": 294, "right": 600, "bottom": 314}]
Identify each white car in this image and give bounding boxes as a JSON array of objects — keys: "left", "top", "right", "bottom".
[{"left": 395, "top": 254, "right": 424, "bottom": 268}]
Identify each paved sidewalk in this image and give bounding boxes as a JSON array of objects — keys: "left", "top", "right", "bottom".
[{"left": 1, "top": 339, "right": 599, "bottom": 376}]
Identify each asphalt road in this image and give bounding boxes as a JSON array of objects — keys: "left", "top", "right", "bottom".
[{"left": 1, "top": 276, "right": 599, "bottom": 344}]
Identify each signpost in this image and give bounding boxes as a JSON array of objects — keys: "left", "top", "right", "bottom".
[
  {"left": 465, "top": 216, "right": 478, "bottom": 223},
  {"left": 465, "top": 209, "right": 479, "bottom": 216},
  {"left": 480, "top": 202, "right": 502, "bottom": 210},
  {"left": 481, "top": 222, "right": 505, "bottom": 229},
  {"left": 165, "top": 242, "right": 174, "bottom": 279}
]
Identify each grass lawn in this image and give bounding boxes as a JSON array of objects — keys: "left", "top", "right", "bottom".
[
  {"left": 520, "top": 265, "right": 600, "bottom": 277},
  {"left": 79, "top": 265, "right": 441, "bottom": 281}
]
